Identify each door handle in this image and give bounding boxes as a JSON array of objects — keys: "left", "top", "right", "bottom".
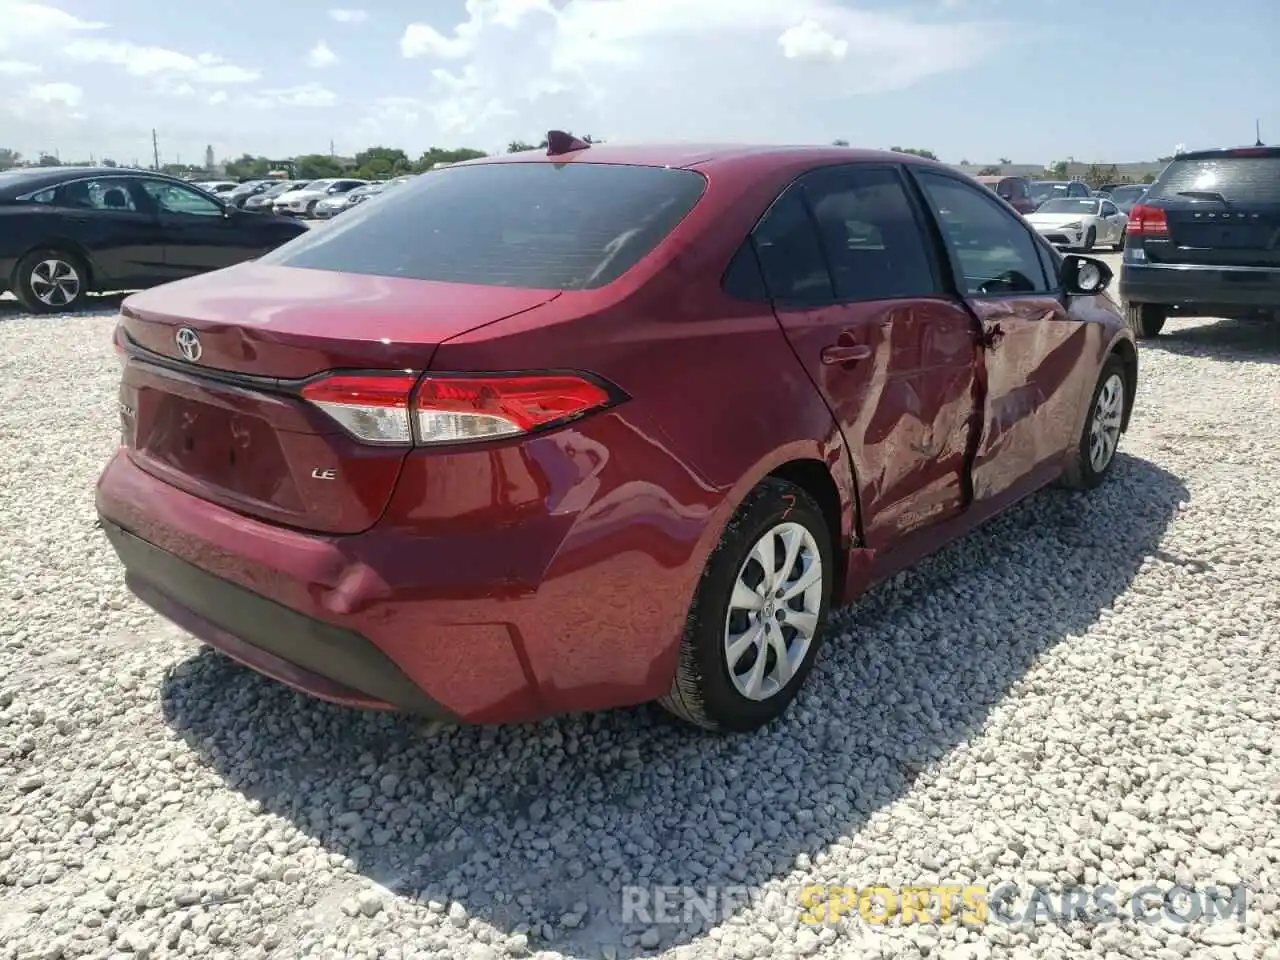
[{"left": 820, "top": 344, "right": 872, "bottom": 364}]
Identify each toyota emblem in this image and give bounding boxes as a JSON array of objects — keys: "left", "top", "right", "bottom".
[{"left": 175, "top": 327, "right": 202, "bottom": 363}]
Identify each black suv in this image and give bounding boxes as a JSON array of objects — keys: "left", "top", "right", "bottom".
[{"left": 1122, "top": 146, "right": 1280, "bottom": 338}]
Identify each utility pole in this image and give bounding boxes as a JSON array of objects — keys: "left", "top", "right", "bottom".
[
  {"left": 330, "top": 139, "right": 335, "bottom": 158},
  {"left": 1257, "top": 119, "right": 1264, "bottom": 147},
  {"left": 151, "top": 129, "right": 160, "bottom": 171}
]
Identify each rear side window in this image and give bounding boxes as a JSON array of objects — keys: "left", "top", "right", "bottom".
[
  {"left": 749, "top": 190, "right": 834, "bottom": 305},
  {"left": 263, "top": 163, "right": 707, "bottom": 290},
  {"left": 1146, "top": 155, "right": 1280, "bottom": 204},
  {"left": 802, "top": 165, "right": 939, "bottom": 301}
]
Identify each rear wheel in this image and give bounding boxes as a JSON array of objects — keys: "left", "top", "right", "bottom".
[
  {"left": 1081, "top": 227, "right": 1096, "bottom": 252},
  {"left": 13, "top": 249, "right": 89, "bottom": 314},
  {"left": 1126, "top": 302, "right": 1166, "bottom": 339},
  {"left": 659, "top": 478, "right": 834, "bottom": 733},
  {"left": 1061, "top": 356, "right": 1128, "bottom": 490}
]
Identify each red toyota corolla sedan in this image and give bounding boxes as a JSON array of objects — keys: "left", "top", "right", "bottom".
[{"left": 96, "top": 134, "right": 1137, "bottom": 733}]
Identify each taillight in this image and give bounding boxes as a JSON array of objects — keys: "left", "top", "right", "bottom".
[
  {"left": 300, "top": 372, "right": 420, "bottom": 445},
  {"left": 301, "top": 371, "right": 619, "bottom": 446},
  {"left": 1128, "top": 203, "right": 1169, "bottom": 238}
]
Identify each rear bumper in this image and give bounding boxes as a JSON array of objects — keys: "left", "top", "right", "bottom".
[
  {"left": 95, "top": 441, "right": 697, "bottom": 724},
  {"left": 101, "top": 519, "right": 454, "bottom": 718},
  {"left": 1121, "top": 259, "right": 1280, "bottom": 316}
]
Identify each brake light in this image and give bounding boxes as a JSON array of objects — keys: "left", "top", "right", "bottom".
[
  {"left": 301, "top": 371, "right": 618, "bottom": 446},
  {"left": 1128, "top": 203, "right": 1168, "bottom": 238}
]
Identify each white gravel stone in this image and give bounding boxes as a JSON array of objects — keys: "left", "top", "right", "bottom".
[{"left": 0, "top": 296, "right": 1278, "bottom": 960}]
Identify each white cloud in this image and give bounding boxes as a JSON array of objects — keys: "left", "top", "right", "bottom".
[
  {"left": 207, "top": 90, "right": 228, "bottom": 105},
  {"left": 328, "top": 8, "right": 368, "bottom": 22},
  {"left": 0, "top": 1, "right": 104, "bottom": 51},
  {"left": 778, "top": 19, "right": 849, "bottom": 61},
  {"left": 64, "top": 39, "right": 260, "bottom": 84},
  {"left": 388, "top": 0, "right": 1005, "bottom": 142},
  {"left": 307, "top": 41, "right": 338, "bottom": 67},
  {"left": 246, "top": 83, "right": 338, "bottom": 109},
  {"left": 0, "top": 60, "right": 42, "bottom": 75},
  {"left": 24, "top": 81, "right": 82, "bottom": 107}
]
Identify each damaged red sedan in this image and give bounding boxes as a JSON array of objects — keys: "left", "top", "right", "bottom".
[{"left": 96, "top": 134, "right": 1137, "bottom": 733}]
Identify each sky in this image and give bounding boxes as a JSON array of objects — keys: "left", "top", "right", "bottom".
[{"left": 0, "top": 0, "right": 1276, "bottom": 167}]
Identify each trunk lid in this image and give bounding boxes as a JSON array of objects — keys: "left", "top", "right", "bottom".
[{"left": 117, "top": 263, "right": 559, "bottom": 534}]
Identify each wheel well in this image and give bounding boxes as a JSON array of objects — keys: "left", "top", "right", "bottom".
[
  {"left": 1110, "top": 339, "right": 1138, "bottom": 431},
  {"left": 768, "top": 458, "right": 848, "bottom": 604}
]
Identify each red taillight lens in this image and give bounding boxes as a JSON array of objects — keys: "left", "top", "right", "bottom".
[
  {"left": 1128, "top": 203, "right": 1169, "bottom": 238},
  {"left": 301, "top": 371, "right": 617, "bottom": 446},
  {"left": 301, "top": 373, "right": 419, "bottom": 445},
  {"left": 413, "top": 374, "right": 614, "bottom": 444}
]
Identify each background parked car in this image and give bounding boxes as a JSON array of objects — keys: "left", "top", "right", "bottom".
[
  {"left": 313, "top": 182, "right": 383, "bottom": 219},
  {"left": 1122, "top": 144, "right": 1280, "bottom": 338},
  {"left": 0, "top": 167, "right": 308, "bottom": 312},
  {"left": 224, "top": 179, "right": 279, "bottom": 209},
  {"left": 1026, "top": 196, "right": 1128, "bottom": 251},
  {"left": 1028, "top": 179, "right": 1092, "bottom": 210},
  {"left": 242, "top": 180, "right": 309, "bottom": 212},
  {"left": 272, "top": 178, "right": 369, "bottom": 218},
  {"left": 1107, "top": 183, "right": 1149, "bottom": 215},
  {"left": 975, "top": 175, "right": 1036, "bottom": 215},
  {"left": 193, "top": 181, "right": 239, "bottom": 196}
]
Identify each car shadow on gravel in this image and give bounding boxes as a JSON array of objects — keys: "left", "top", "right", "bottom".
[
  {"left": 1144, "top": 317, "right": 1280, "bottom": 365},
  {"left": 160, "top": 453, "right": 1187, "bottom": 958}
]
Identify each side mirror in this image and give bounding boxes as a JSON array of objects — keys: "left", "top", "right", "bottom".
[{"left": 1062, "top": 254, "right": 1112, "bottom": 296}]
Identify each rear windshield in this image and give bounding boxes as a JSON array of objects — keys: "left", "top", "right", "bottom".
[
  {"left": 1109, "top": 185, "right": 1147, "bottom": 203},
  {"left": 1036, "top": 198, "right": 1101, "bottom": 215},
  {"left": 1146, "top": 155, "right": 1280, "bottom": 204},
  {"left": 261, "top": 162, "right": 708, "bottom": 290},
  {"left": 1030, "top": 181, "right": 1069, "bottom": 203}
]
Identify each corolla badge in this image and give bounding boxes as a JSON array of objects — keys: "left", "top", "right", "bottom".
[{"left": 175, "top": 327, "right": 202, "bottom": 362}]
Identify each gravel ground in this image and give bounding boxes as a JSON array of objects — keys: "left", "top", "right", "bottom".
[{"left": 1, "top": 278, "right": 1278, "bottom": 960}]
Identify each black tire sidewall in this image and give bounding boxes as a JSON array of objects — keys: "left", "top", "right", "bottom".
[
  {"left": 683, "top": 482, "right": 834, "bottom": 732},
  {"left": 1083, "top": 227, "right": 1096, "bottom": 251},
  {"left": 15, "top": 249, "right": 87, "bottom": 314},
  {"left": 1074, "top": 357, "right": 1127, "bottom": 489}
]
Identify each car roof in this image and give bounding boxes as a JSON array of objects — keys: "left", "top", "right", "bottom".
[
  {"left": 451, "top": 142, "right": 952, "bottom": 175},
  {"left": 0, "top": 165, "right": 191, "bottom": 199}
]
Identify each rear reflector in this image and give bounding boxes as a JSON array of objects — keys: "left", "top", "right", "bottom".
[
  {"left": 301, "top": 371, "right": 618, "bottom": 446},
  {"left": 1128, "top": 203, "right": 1169, "bottom": 238}
]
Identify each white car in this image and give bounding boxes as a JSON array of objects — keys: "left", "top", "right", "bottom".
[
  {"left": 271, "top": 178, "right": 369, "bottom": 218},
  {"left": 1026, "top": 197, "right": 1129, "bottom": 252},
  {"left": 192, "top": 181, "right": 239, "bottom": 196}
]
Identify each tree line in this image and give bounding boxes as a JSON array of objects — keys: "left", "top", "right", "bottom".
[
  {"left": 0, "top": 139, "right": 1164, "bottom": 186},
  {"left": 0, "top": 135, "right": 604, "bottom": 181}
]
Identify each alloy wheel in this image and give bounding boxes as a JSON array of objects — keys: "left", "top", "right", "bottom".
[
  {"left": 29, "top": 258, "right": 81, "bottom": 307},
  {"left": 1089, "top": 373, "right": 1124, "bottom": 473},
  {"left": 723, "top": 521, "right": 823, "bottom": 702}
]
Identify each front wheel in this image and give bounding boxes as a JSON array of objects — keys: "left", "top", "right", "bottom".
[
  {"left": 13, "top": 249, "right": 89, "bottom": 313},
  {"left": 659, "top": 478, "right": 834, "bottom": 733},
  {"left": 1060, "top": 356, "right": 1128, "bottom": 491},
  {"left": 1113, "top": 227, "right": 1126, "bottom": 251},
  {"left": 1081, "top": 227, "right": 1096, "bottom": 252},
  {"left": 305, "top": 200, "right": 320, "bottom": 218}
]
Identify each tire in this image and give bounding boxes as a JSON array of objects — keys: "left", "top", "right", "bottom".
[
  {"left": 1081, "top": 227, "right": 1096, "bottom": 252},
  {"left": 305, "top": 200, "right": 319, "bottom": 218},
  {"left": 1113, "top": 227, "right": 1126, "bottom": 251},
  {"left": 1126, "top": 302, "right": 1166, "bottom": 339},
  {"left": 659, "top": 478, "right": 834, "bottom": 733},
  {"left": 13, "top": 248, "right": 89, "bottom": 314},
  {"left": 1060, "top": 355, "right": 1128, "bottom": 491}
]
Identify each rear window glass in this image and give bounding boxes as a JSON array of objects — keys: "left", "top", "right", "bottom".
[
  {"left": 262, "top": 162, "right": 708, "bottom": 290},
  {"left": 1147, "top": 156, "right": 1280, "bottom": 204}
]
